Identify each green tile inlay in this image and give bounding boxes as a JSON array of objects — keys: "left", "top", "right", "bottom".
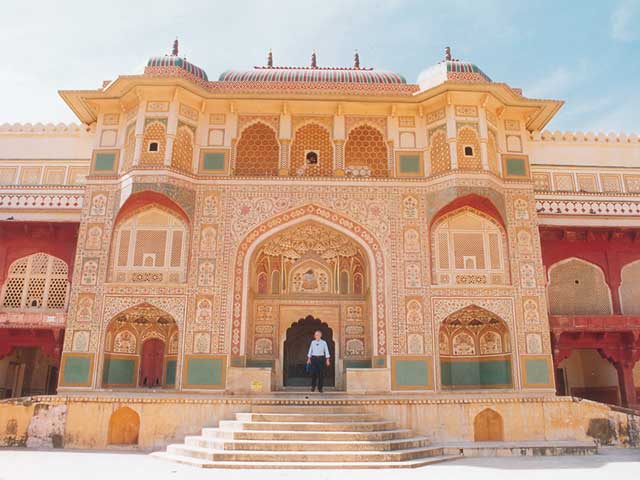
[
  {"left": 441, "top": 359, "right": 512, "bottom": 387},
  {"left": 94, "top": 153, "right": 116, "bottom": 172},
  {"left": 165, "top": 359, "right": 177, "bottom": 386},
  {"left": 525, "top": 358, "right": 550, "bottom": 385},
  {"left": 394, "top": 359, "right": 430, "bottom": 387},
  {"left": 62, "top": 356, "right": 91, "bottom": 385},
  {"left": 202, "top": 152, "right": 225, "bottom": 171},
  {"left": 399, "top": 154, "right": 420, "bottom": 174},
  {"left": 505, "top": 158, "right": 527, "bottom": 176},
  {"left": 187, "top": 357, "right": 224, "bottom": 387},
  {"left": 102, "top": 357, "right": 136, "bottom": 386}
]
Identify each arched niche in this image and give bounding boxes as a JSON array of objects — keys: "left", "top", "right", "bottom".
[
  {"left": 102, "top": 303, "right": 178, "bottom": 389},
  {"left": 108, "top": 406, "right": 140, "bottom": 445},
  {"left": 440, "top": 305, "right": 512, "bottom": 390},
  {"left": 548, "top": 258, "right": 612, "bottom": 315}
]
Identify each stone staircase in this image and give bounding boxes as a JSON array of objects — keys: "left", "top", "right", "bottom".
[{"left": 152, "top": 403, "right": 460, "bottom": 468}]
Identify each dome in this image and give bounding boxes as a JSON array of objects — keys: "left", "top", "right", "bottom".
[
  {"left": 219, "top": 67, "right": 405, "bottom": 84},
  {"left": 418, "top": 48, "right": 491, "bottom": 91},
  {"left": 146, "top": 55, "right": 208, "bottom": 81},
  {"left": 144, "top": 39, "right": 208, "bottom": 82},
  {"left": 219, "top": 50, "right": 406, "bottom": 85}
]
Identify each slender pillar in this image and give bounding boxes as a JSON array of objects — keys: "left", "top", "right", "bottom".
[
  {"left": 445, "top": 104, "right": 457, "bottom": 169},
  {"left": 615, "top": 361, "right": 637, "bottom": 407}
]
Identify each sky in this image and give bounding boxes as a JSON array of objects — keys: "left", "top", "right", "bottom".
[{"left": 0, "top": 0, "right": 638, "bottom": 132}]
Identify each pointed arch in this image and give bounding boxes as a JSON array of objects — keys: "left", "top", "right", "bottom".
[
  {"left": 429, "top": 128, "right": 451, "bottom": 175},
  {"left": 431, "top": 205, "right": 509, "bottom": 286},
  {"left": 170, "top": 123, "right": 195, "bottom": 173},
  {"left": 108, "top": 406, "right": 140, "bottom": 445},
  {"left": 440, "top": 304, "right": 512, "bottom": 390},
  {"left": 548, "top": 257, "right": 612, "bottom": 315},
  {"left": 235, "top": 121, "right": 280, "bottom": 176},
  {"left": 0, "top": 253, "right": 69, "bottom": 310},
  {"left": 108, "top": 202, "right": 189, "bottom": 284},
  {"left": 474, "top": 408, "right": 504, "bottom": 441},
  {"left": 290, "top": 122, "right": 334, "bottom": 176},
  {"left": 456, "top": 125, "right": 482, "bottom": 171},
  {"left": 140, "top": 120, "right": 167, "bottom": 166},
  {"left": 344, "top": 124, "right": 388, "bottom": 177},
  {"left": 232, "top": 205, "right": 387, "bottom": 356},
  {"left": 619, "top": 259, "right": 640, "bottom": 315}
]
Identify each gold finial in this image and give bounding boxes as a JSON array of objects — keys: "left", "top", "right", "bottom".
[
  {"left": 172, "top": 37, "right": 179, "bottom": 56},
  {"left": 311, "top": 49, "right": 317, "bottom": 68},
  {"left": 267, "top": 49, "right": 273, "bottom": 68},
  {"left": 354, "top": 49, "right": 360, "bottom": 69},
  {"left": 445, "top": 46, "right": 452, "bottom": 61}
]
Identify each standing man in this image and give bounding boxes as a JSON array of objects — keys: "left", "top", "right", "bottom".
[{"left": 307, "top": 329, "right": 330, "bottom": 392}]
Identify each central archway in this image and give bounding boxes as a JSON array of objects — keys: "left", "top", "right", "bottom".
[
  {"left": 238, "top": 213, "right": 379, "bottom": 390},
  {"left": 283, "top": 315, "right": 335, "bottom": 387}
]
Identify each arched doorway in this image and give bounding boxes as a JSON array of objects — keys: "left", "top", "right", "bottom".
[
  {"left": 102, "top": 304, "right": 178, "bottom": 389},
  {"left": 139, "top": 338, "right": 165, "bottom": 387},
  {"left": 283, "top": 316, "right": 335, "bottom": 387}
]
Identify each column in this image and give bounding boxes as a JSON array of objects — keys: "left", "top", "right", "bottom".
[
  {"left": 333, "top": 114, "right": 345, "bottom": 175},
  {"left": 164, "top": 101, "right": 179, "bottom": 167},
  {"left": 279, "top": 113, "right": 291, "bottom": 176},
  {"left": 445, "top": 104, "right": 458, "bottom": 169},
  {"left": 132, "top": 101, "right": 147, "bottom": 166},
  {"left": 478, "top": 108, "right": 489, "bottom": 171}
]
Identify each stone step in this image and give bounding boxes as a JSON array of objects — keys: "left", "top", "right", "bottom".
[
  {"left": 219, "top": 419, "right": 398, "bottom": 432},
  {"left": 251, "top": 404, "right": 365, "bottom": 414},
  {"left": 151, "top": 451, "right": 461, "bottom": 469},
  {"left": 202, "top": 427, "right": 415, "bottom": 442},
  {"left": 235, "top": 412, "right": 380, "bottom": 423},
  {"left": 166, "top": 444, "right": 446, "bottom": 463},
  {"left": 184, "top": 435, "right": 430, "bottom": 451}
]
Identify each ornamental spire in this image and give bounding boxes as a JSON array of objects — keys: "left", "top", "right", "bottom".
[
  {"left": 267, "top": 49, "right": 273, "bottom": 68},
  {"left": 445, "top": 46, "right": 451, "bottom": 61},
  {"left": 311, "top": 49, "right": 317, "bottom": 68},
  {"left": 354, "top": 49, "right": 360, "bottom": 69},
  {"left": 172, "top": 37, "right": 179, "bottom": 56}
]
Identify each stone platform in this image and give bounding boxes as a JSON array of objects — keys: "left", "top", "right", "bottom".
[
  {"left": 1, "top": 392, "right": 638, "bottom": 453},
  {"left": 151, "top": 402, "right": 597, "bottom": 469}
]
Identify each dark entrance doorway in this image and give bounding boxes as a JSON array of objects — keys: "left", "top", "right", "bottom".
[
  {"left": 139, "top": 338, "right": 165, "bottom": 387},
  {"left": 283, "top": 315, "right": 335, "bottom": 387}
]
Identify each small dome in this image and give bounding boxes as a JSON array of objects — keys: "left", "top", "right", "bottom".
[
  {"left": 144, "top": 39, "right": 208, "bottom": 82},
  {"left": 146, "top": 55, "right": 208, "bottom": 81},
  {"left": 418, "top": 48, "right": 491, "bottom": 91}
]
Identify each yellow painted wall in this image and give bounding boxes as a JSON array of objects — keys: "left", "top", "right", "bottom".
[{"left": 0, "top": 395, "right": 638, "bottom": 449}]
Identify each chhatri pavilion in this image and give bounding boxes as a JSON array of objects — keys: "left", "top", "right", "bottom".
[{"left": 0, "top": 41, "right": 638, "bottom": 464}]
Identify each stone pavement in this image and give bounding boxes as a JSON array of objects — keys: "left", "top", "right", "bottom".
[{"left": 0, "top": 447, "right": 639, "bottom": 480}]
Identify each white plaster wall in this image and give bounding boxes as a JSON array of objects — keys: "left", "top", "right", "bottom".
[
  {"left": 529, "top": 140, "right": 640, "bottom": 168},
  {"left": 0, "top": 134, "right": 93, "bottom": 160}
]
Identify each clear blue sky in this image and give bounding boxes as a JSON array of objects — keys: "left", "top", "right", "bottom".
[{"left": 1, "top": 0, "right": 638, "bottom": 132}]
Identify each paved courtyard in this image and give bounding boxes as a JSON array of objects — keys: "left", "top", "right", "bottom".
[{"left": 0, "top": 447, "right": 639, "bottom": 480}]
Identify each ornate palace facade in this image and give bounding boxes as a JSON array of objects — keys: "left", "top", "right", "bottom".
[{"left": 1, "top": 43, "right": 639, "bottom": 411}]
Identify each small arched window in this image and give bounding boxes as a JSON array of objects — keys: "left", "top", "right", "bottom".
[
  {"left": 464, "top": 146, "right": 474, "bottom": 157},
  {"left": 1, "top": 253, "right": 69, "bottom": 310}
]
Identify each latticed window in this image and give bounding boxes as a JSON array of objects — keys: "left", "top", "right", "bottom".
[
  {"left": 111, "top": 207, "right": 188, "bottom": 283},
  {"left": 548, "top": 258, "right": 612, "bottom": 315},
  {"left": 1, "top": 253, "right": 69, "bottom": 310},
  {"left": 433, "top": 210, "right": 507, "bottom": 286}
]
